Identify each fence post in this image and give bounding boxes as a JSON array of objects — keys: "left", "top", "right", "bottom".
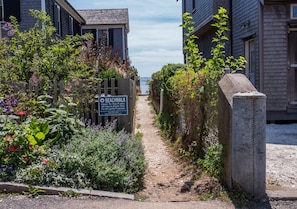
[
  {"left": 160, "top": 88, "right": 164, "bottom": 114},
  {"left": 118, "top": 78, "right": 136, "bottom": 133}
]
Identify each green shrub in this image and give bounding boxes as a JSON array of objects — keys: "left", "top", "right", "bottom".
[
  {"left": 197, "top": 144, "right": 223, "bottom": 179},
  {"left": 14, "top": 121, "right": 146, "bottom": 193},
  {"left": 150, "top": 64, "right": 185, "bottom": 139},
  {"left": 150, "top": 8, "right": 246, "bottom": 162},
  {"left": 97, "top": 68, "right": 124, "bottom": 79},
  {"left": 0, "top": 10, "right": 91, "bottom": 86}
]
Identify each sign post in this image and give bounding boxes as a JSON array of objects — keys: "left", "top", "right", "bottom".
[{"left": 99, "top": 95, "right": 128, "bottom": 116}]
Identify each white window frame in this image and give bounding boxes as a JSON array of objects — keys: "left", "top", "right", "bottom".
[
  {"left": 69, "top": 16, "right": 73, "bottom": 35},
  {"left": 0, "top": 0, "right": 4, "bottom": 22},
  {"left": 55, "top": 3, "right": 61, "bottom": 35},
  {"left": 291, "top": 4, "right": 297, "bottom": 20}
]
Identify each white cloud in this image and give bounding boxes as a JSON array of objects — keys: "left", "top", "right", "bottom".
[{"left": 68, "top": 0, "right": 183, "bottom": 77}]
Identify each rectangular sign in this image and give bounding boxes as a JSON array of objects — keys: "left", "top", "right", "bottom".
[{"left": 99, "top": 95, "right": 128, "bottom": 116}]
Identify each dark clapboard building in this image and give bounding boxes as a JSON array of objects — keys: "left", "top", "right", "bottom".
[
  {"left": 0, "top": 0, "right": 130, "bottom": 69},
  {"left": 78, "top": 9, "right": 130, "bottom": 62},
  {"left": 0, "top": 0, "right": 85, "bottom": 38},
  {"left": 182, "top": 0, "right": 297, "bottom": 121}
]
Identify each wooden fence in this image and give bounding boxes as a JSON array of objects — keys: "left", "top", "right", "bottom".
[{"left": 1, "top": 78, "right": 136, "bottom": 133}]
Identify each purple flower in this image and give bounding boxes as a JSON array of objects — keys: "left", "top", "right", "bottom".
[
  {"left": 30, "top": 66, "right": 35, "bottom": 72},
  {"left": 118, "top": 135, "right": 128, "bottom": 146},
  {"left": 108, "top": 119, "right": 118, "bottom": 131},
  {"left": 5, "top": 106, "right": 12, "bottom": 113},
  {"left": 0, "top": 100, "right": 6, "bottom": 107},
  {"left": 7, "top": 29, "right": 15, "bottom": 37},
  {"left": 2, "top": 22, "right": 12, "bottom": 31},
  {"left": 0, "top": 165, "right": 5, "bottom": 171},
  {"left": 10, "top": 99, "right": 18, "bottom": 106}
]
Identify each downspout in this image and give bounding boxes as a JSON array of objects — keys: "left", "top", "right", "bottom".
[
  {"left": 41, "top": 0, "right": 46, "bottom": 11},
  {"left": 259, "top": 1, "right": 264, "bottom": 92}
]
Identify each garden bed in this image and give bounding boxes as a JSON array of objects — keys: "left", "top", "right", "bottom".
[{"left": 0, "top": 96, "right": 146, "bottom": 194}]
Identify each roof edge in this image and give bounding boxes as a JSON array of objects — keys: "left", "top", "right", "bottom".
[{"left": 56, "top": 0, "right": 86, "bottom": 24}]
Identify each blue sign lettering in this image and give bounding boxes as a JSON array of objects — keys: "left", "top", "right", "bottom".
[{"left": 99, "top": 95, "right": 128, "bottom": 116}]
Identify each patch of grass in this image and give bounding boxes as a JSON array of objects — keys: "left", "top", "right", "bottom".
[
  {"left": 23, "top": 185, "right": 45, "bottom": 198},
  {"left": 134, "top": 194, "right": 147, "bottom": 201},
  {"left": 0, "top": 192, "right": 19, "bottom": 198},
  {"left": 134, "top": 131, "right": 143, "bottom": 140},
  {"left": 59, "top": 190, "right": 80, "bottom": 198}
]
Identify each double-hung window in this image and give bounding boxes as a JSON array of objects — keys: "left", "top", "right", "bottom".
[
  {"left": 291, "top": 4, "right": 297, "bottom": 20},
  {"left": 54, "top": 3, "right": 61, "bottom": 35},
  {"left": 68, "top": 16, "right": 73, "bottom": 35}
]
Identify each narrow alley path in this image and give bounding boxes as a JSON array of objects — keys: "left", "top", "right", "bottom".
[{"left": 135, "top": 95, "right": 231, "bottom": 206}]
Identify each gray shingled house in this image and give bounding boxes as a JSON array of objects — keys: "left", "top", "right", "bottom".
[
  {"left": 0, "top": 0, "right": 85, "bottom": 38},
  {"left": 182, "top": 0, "right": 297, "bottom": 121},
  {"left": 1, "top": 1, "right": 129, "bottom": 63},
  {"left": 78, "top": 9, "right": 129, "bottom": 62}
]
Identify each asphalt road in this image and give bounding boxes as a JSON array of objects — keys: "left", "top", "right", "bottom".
[{"left": 1, "top": 194, "right": 297, "bottom": 209}]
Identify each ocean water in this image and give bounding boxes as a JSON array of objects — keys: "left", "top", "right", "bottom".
[{"left": 140, "top": 77, "right": 151, "bottom": 94}]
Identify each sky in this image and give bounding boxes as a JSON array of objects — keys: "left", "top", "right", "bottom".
[{"left": 68, "top": 0, "right": 184, "bottom": 77}]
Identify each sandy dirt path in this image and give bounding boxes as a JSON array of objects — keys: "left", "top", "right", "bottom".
[
  {"left": 135, "top": 95, "right": 297, "bottom": 199},
  {"left": 135, "top": 95, "right": 201, "bottom": 202}
]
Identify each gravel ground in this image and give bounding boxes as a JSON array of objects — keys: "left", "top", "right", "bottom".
[{"left": 266, "top": 123, "right": 297, "bottom": 191}]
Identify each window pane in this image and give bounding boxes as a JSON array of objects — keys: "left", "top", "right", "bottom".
[
  {"left": 0, "top": 0, "right": 3, "bottom": 21},
  {"left": 68, "top": 16, "right": 73, "bottom": 35},
  {"left": 98, "top": 29, "right": 108, "bottom": 46},
  {"left": 54, "top": 3, "right": 61, "bottom": 35},
  {"left": 0, "top": 7, "right": 2, "bottom": 21},
  {"left": 293, "top": 6, "right": 297, "bottom": 18},
  {"left": 289, "top": 32, "right": 297, "bottom": 64}
]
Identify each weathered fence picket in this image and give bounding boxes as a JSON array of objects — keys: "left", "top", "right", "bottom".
[{"left": 0, "top": 78, "right": 136, "bottom": 133}]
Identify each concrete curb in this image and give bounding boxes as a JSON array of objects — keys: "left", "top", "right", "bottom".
[
  {"left": 0, "top": 182, "right": 134, "bottom": 200},
  {"left": 1, "top": 183, "right": 296, "bottom": 202},
  {"left": 267, "top": 190, "right": 297, "bottom": 201}
]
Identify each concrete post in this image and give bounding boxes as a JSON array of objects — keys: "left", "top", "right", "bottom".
[
  {"left": 232, "top": 92, "right": 266, "bottom": 198},
  {"left": 218, "top": 74, "right": 266, "bottom": 199}
]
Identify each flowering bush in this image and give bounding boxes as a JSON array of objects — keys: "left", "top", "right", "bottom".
[
  {"left": 0, "top": 123, "right": 40, "bottom": 180},
  {"left": 14, "top": 121, "right": 145, "bottom": 193},
  {"left": 0, "top": 10, "right": 144, "bottom": 194}
]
